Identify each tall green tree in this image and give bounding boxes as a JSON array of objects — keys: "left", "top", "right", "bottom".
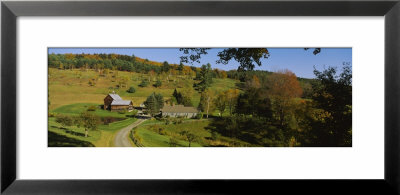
[
  {"left": 154, "top": 93, "right": 164, "bottom": 111},
  {"left": 307, "top": 65, "right": 352, "bottom": 146},
  {"left": 195, "top": 63, "right": 212, "bottom": 91},
  {"left": 162, "top": 61, "right": 170, "bottom": 72},
  {"left": 144, "top": 93, "right": 164, "bottom": 116},
  {"left": 178, "top": 62, "right": 184, "bottom": 73},
  {"left": 172, "top": 88, "right": 192, "bottom": 106}
]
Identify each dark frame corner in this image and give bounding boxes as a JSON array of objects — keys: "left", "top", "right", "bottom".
[{"left": 2, "top": 0, "right": 400, "bottom": 194}]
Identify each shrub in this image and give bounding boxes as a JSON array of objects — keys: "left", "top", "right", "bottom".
[
  {"left": 153, "top": 79, "right": 162, "bottom": 88},
  {"left": 127, "top": 86, "right": 136, "bottom": 93},
  {"left": 88, "top": 78, "right": 96, "bottom": 86},
  {"left": 118, "top": 109, "right": 127, "bottom": 114},
  {"left": 150, "top": 124, "right": 161, "bottom": 133},
  {"left": 128, "top": 110, "right": 138, "bottom": 118},
  {"left": 102, "top": 116, "right": 124, "bottom": 125},
  {"left": 158, "top": 128, "right": 165, "bottom": 135},
  {"left": 228, "top": 140, "right": 241, "bottom": 147},
  {"left": 87, "top": 105, "right": 97, "bottom": 111},
  {"left": 55, "top": 114, "right": 73, "bottom": 128},
  {"left": 131, "top": 129, "right": 143, "bottom": 146},
  {"left": 164, "top": 118, "right": 172, "bottom": 125},
  {"left": 195, "top": 112, "right": 203, "bottom": 119},
  {"left": 211, "top": 131, "right": 220, "bottom": 141},
  {"left": 169, "top": 137, "right": 179, "bottom": 147},
  {"left": 177, "top": 118, "right": 183, "bottom": 124},
  {"left": 138, "top": 79, "right": 149, "bottom": 87}
]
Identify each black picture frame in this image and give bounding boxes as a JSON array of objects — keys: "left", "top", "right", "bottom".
[{"left": 1, "top": 0, "right": 399, "bottom": 194}]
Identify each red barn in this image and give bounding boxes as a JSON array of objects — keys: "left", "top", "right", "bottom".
[{"left": 104, "top": 93, "right": 133, "bottom": 111}]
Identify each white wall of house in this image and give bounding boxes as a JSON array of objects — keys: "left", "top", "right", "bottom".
[{"left": 162, "top": 112, "right": 197, "bottom": 118}]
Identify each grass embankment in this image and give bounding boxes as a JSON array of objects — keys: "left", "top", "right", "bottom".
[
  {"left": 133, "top": 119, "right": 249, "bottom": 147},
  {"left": 49, "top": 103, "right": 137, "bottom": 147},
  {"left": 52, "top": 103, "right": 132, "bottom": 118}
]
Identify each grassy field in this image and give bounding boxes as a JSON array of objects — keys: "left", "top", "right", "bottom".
[
  {"left": 52, "top": 103, "right": 135, "bottom": 118},
  {"left": 133, "top": 119, "right": 250, "bottom": 147},
  {"left": 49, "top": 68, "right": 240, "bottom": 110},
  {"left": 136, "top": 128, "right": 202, "bottom": 147}
]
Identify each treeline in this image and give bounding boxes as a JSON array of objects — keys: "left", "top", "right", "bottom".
[
  {"left": 48, "top": 53, "right": 228, "bottom": 79},
  {"left": 226, "top": 69, "right": 272, "bottom": 82},
  {"left": 204, "top": 65, "right": 352, "bottom": 147},
  {"left": 227, "top": 69, "right": 316, "bottom": 99}
]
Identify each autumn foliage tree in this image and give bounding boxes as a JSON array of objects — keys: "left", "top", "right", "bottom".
[
  {"left": 224, "top": 89, "right": 240, "bottom": 116},
  {"left": 246, "top": 75, "right": 261, "bottom": 89},
  {"left": 214, "top": 92, "right": 227, "bottom": 117},
  {"left": 198, "top": 89, "right": 214, "bottom": 118},
  {"left": 267, "top": 70, "right": 303, "bottom": 129}
]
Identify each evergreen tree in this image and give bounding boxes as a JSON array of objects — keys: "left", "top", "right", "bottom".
[
  {"left": 127, "top": 86, "right": 136, "bottom": 93},
  {"left": 138, "top": 79, "right": 149, "bottom": 87},
  {"left": 153, "top": 79, "right": 162, "bottom": 88},
  {"left": 144, "top": 93, "right": 164, "bottom": 116},
  {"left": 172, "top": 89, "right": 184, "bottom": 105},
  {"left": 173, "top": 88, "right": 178, "bottom": 98},
  {"left": 195, "top": 63, "right": 213, "bottom": 91},
  {"left": 178, "top": 62, "right": 184, "bottom": 73},
  {"left": 154, "top": 93, "right": 164, "bottom": 110},
  {"left": 144, "top": 93, "right": 158, "bottom": 116},
  {"left": 162, "top": 61, "right": 170, "bottom": 72}
]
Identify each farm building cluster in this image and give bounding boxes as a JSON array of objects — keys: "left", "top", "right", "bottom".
[{"left": 103, "top": 93, "right": 199, "bottom": 118}]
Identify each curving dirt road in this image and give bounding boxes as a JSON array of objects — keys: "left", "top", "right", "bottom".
[{"left": 114, "top": 119, "right": 145, "bottom": 147}]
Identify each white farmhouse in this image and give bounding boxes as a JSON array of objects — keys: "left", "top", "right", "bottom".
[{"left": 161, "top": 105, "right": 199, "bottom": 118}]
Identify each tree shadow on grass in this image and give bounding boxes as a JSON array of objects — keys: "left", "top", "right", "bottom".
[
  {"left": 48, "top": 131, "right": 94, "bottom": 147},
  {"left": 50, "top": 126, "right": 87, "bottom": 137},
  {"left": 65, "top": 130, "right": 86, "bottom": 137}
]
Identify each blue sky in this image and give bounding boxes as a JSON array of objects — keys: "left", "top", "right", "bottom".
[{"left": 48, "top": 48, "right": 352, "bottom": 78}]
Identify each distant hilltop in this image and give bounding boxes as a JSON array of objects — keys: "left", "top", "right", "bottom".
[{"left": 48, "top": 52, "right": 202, "bottom": 71}]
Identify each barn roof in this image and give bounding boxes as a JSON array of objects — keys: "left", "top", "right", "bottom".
[
  {"left": 111, "top": 100, "right": 132, "bottom": 106},
  {"left": 161, "top": 105, "right": 198, "bottom": 113},
  {"left": 108, "top": 94, "right": 122, "bottom": 100}
]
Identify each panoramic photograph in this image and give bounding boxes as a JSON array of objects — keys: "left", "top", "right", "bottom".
[{"left": 48, "top": 48, "right": 352, "bottom": 147}]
